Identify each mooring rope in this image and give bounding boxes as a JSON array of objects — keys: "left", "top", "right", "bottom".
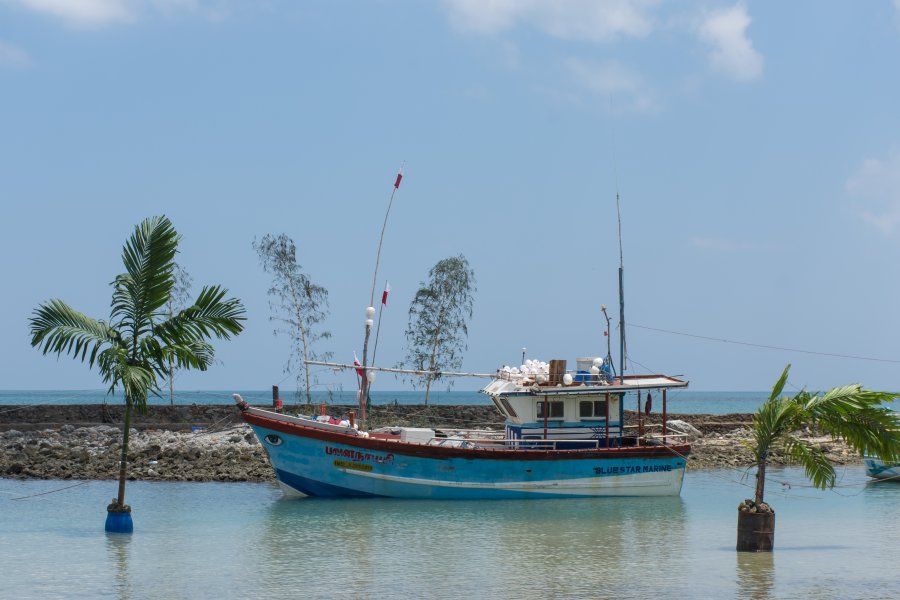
[{"left": 9, "top": 481, "right": 88, "bottom": 501}]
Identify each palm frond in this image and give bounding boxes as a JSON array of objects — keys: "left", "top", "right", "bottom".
[
  {"left": 119, "top": 363, "right": 155, "bottom": 414},
  {"left": 143, "top": 337, "right": 215, "bottom": 376},
  {"left": 783, "top": 437, "right": 836, "bottom": 490},
  {"left": 156, "top": 285, "right": 246, "bottom": 344},
  {"left": 29, "top": 299, "right": 118, "bottom": 367},
  {"left": 751, "top": 395, "right": 802, "bottom": 461},
  {"left": 166, "top": 340, "right": 216, "bottom": 371},
  {"left": 814, "top": 404, "right": 900, "bottom": 463},
  {"left": 97, "top": 346, "right": 128, "bottom": 385},
  {"left": 768, "top": 363, "right": 791, "bottom": 401},
  {"left": 111, "top": 216, "right": 179, "bottom": 341}
]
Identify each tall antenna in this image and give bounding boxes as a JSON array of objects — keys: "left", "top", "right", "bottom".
[
  {"left": 616, "top": 192, "right": 625, "bottom": 384},
  {"left": 610, "top": 98, "right": 626, "bottom": 384}
]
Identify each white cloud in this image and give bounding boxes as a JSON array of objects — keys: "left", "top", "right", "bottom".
[
  {"left": 0, "top": 40, "right": 30, "bottom": 67},
  {"left": 565, "top": 58, "right": 657, "bottom": 112},
  {"left": 10, "top": 0, "right": 134, "bottom": 26},
  {"left": 5, "top": 0, "right": 222, "bottom": 28},
  {"left": 443, "top": 0, "right": 658, "bottom": 42},
  {"left": 846, "top": 149, "right": 900, "bottom": 235},
  {"left": 697, "top": 4, "right": 763, "bottom": 82}
]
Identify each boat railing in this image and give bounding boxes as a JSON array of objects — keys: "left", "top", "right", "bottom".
[
  {"left": 424, "top": 434, "right": 688, "bottom": 450},
  {"left": 434, "top": 428, "right": 505, "bottom": 439}
]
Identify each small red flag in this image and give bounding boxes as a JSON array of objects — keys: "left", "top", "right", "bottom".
[
  {"left": 353, "top": 351, "right": 364, "bottom": 377},
  {"left": 394, "top": 169, "right": 403, "bottom": 189},
  {"left": 381, "top": 282, "right": 391, "bottom": 305}
]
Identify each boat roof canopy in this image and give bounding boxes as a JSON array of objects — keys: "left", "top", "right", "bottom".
[{"left": 482, "top": 374, "right": 688, "bottom": 398}]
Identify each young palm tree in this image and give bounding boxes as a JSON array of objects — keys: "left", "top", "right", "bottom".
[
  {"left": 739, "top": 363, "right": 900, "bottom": 550},
  {"left": 29, "top": 216, "right": 245, "bottom": 531}
]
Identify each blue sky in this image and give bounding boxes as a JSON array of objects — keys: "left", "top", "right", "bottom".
[{"left": 2, "top": 0, "right": 900, "bottom": 394}]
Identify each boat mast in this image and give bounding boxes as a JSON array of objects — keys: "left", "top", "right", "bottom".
[
  {"left": 359, "top": 166, "right": 403, "bottom": 430},
  {"left": 616, "top": 191, "right": 625, "bottom": 385}
]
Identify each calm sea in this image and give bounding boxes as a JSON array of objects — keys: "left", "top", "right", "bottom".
[
  {"left": 0, "top": 389, "right": 770, "bottom": 414},
  {"left": 1, "top": 466, "right": 897, "bottom": 599}
]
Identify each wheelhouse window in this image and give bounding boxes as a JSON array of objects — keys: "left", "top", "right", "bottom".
[
  {"left": 579, "top": 400, "right": 608, "bottom": 419},
  {"left": 536, "top": 400, "right": 564, "bottom": 420}
]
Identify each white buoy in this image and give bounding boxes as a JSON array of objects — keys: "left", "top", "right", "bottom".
[
  {"left": 562, "top": 373, "right": 573, "bottom": 385},
  {"left": 590, "top": 366, "right": 600, "bottom": 375},
  {"left": 365, "top": 319, "right": 374, "bottom": 328},
  {"left": 366, "top": 306, "right": 375, "bottom": 319},
  {"left": 366, "top": 370, "right": 376, "bottom": 382},
  {"left": 592, "top": 357, "right": 604, "bottom": 367}
]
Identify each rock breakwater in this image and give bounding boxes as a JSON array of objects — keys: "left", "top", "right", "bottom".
[{"left": 0, "top": 404, "right": 862, "bottom": 481}]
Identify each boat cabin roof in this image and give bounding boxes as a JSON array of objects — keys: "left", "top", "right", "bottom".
[{"left": 481, "top": 373, "right": 688, "bottom": 398}]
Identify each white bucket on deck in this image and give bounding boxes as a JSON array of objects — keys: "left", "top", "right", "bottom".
[
  {"left": 576, "top": 357, "right": 601, "bottom": 372},
  {"left": 575, "top": 357, "right": 601, "bottom": 383}
]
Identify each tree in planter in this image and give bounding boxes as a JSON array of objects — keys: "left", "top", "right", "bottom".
[
  {"left": 402, "top": 255, "right": 476, "bottom": 404},
  {"left": 738, "top": 363, "right": 900, "bottom": 551},
  {"left": 253, "top": 234, "right": 331, "bottom": 404},
  {"left": 29, "top": 216, "right": 245, "bottom": 532}
]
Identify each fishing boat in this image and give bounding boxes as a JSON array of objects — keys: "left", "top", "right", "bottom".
[
  {"left": 864, "top": 455, "right": 900, "bottom": 481},
  {"left": 237, "top": 175, "right": 691, "bottom": 498},
  {"left": 234, "top": 363, "right": 691, "bottom": 498}
]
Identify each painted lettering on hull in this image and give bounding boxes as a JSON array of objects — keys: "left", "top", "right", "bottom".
[
  {"left": 593, "top": 464, "right": 673, "bottom": 475},
  {"left": 325, "top": 446, "right": 395, "bottom": 465}
]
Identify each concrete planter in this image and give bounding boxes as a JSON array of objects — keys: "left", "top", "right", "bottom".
[{"left": 736, "top": 509, "right": 775, "bottom": 552}]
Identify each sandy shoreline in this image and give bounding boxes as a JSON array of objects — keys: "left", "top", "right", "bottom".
[{"left": 0, "top": 404, "right": 862, "bottom": 481}]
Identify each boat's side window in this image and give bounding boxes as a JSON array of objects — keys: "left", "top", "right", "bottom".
[
  {"left": 500, "top": 397, "right": 518, "bottom": 418},
  {"left": 536, "top": 400, "right": 564, "bottom": 420},
  {"left": 579, "top": 400, "right": 608, "bottom": 419}
]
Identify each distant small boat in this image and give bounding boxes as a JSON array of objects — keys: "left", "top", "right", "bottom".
[{"left": 864, "top": 455, "right": 900, "bottom": 481}]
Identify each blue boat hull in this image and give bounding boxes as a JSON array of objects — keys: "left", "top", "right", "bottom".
[
  {"left": 243, "top": 410, "right": 689, "bottom": 499},
  {"left": 864, "top": 456, "right": 900, "bottom": 481}
]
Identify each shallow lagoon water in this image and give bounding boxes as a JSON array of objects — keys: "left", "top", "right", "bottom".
[{"left": 1, "top": 466, "right": 897, "bottom": 599}]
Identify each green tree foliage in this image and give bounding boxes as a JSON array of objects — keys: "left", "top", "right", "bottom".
[
  {"left": 253, "top": 233, "right": 331, "bottom": 404},
  {"left": 166, "top": 263, "right": 193, "bottom": 405},
  {"left": 29, "top": 216, "right": 246, "bottom": 513},
  {"left": 747, "top": 364, "right": 900, "bottom": 507},
  {"left": 402, "top": 255, "right": 476, "bottom": 404}
]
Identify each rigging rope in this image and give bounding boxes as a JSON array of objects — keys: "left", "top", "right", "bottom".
[{"left": 629, "top": 322, "right": 900, "bottom": 364}]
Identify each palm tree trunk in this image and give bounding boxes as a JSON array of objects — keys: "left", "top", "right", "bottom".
[
  {"left": 754, "top": 453, "right": 767, "bottom": 505},
  {"left": 115, "top": 396, "right": 133, "bottom": 509}
]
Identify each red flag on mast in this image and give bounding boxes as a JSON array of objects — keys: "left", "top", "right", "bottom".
[
  {"left": 394, "top": 168, "right": 403, "bottom": 189},
  {"left": 353, "top": 351, "right": 364, "bottom": 377},
  {"left": 381, "top": 282, "right": 391, "bottom": 305}
]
